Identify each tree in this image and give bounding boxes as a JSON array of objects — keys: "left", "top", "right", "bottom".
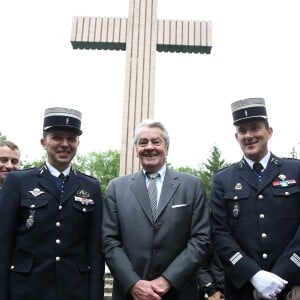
[
  {"left": 72, "top": 150, "right": 120, "bottom": 196},
  {"left": 198, "top": 145, "right": 229, "bottom": 198},
  {"left": 0, "top": 131, "right": 7, "bottom": 142}
]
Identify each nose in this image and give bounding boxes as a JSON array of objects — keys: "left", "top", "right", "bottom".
[
  {"left": 4, "top": 160, "right": 14, "bottom": 170},
  {"left": 244, "top": 130, "right": 254, "bottom": 139},
  {"left": 60, "top": 138, "right": 69, "bottom": 146},
  {"left": 144, "top": 141, "right": 155, "bottom": 149}
]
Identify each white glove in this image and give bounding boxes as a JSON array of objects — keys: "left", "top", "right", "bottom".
[
  {"left": 250, "top": 270, "right": 288, "bottom": 299},
  {"left": 253, "top": 288, "right": 277, "bottom": 300}
]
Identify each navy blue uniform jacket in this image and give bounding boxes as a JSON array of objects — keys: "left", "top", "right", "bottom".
[
  {"left": 211, "top": 154, "right": 300, "bottom": 299},
  {"left": 0, "top": 164, "right": 104, "bottom": 300}
]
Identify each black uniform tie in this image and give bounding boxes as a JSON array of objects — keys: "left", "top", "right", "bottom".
[
  {"left": 253, "top": 162, "right": 263, "bottom": 174},
  {"left": 56, "top": 173, "right": 66, "bottom": 190},
  {"left": 146, "top": 172, "right": 159, "bottom": 220},
  {"left": 253, "top": 162, "right": 264, "bottom": 182}
]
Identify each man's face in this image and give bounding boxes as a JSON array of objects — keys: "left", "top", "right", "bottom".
[
  {"left": 0, "top": 146, "right": 20, "bottom": 185},
  {"left": 235, "top": 120, "right": 273, "bottom": 162},
  {"left": 136, "top": 126, "right": 168, "bottom": 173},
  {"left": 40, "top": 130, "right": 79, "bottom": 171}
]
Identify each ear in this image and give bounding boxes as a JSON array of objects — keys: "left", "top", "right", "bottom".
[
  {"left": 40, "top": 137, "right": 46, "bottom": 149},
  {"left": 267, "top": 127, "right": 273, "bottom": 139}
]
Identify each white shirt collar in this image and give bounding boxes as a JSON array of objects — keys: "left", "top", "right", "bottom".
[
  {"left": 244, "top": 152, "right": 271, "bottom": 170},
  {"left": 143, "top": 163, "right": 166, "bottom": 180},
  {"left": 45, "top": 161, "right": 71, "bottom": 178}
]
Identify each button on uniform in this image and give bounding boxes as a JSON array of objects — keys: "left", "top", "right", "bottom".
[
  {"left": 55, "top": 256, "right": 61, "bottom": 262},
  {"left": 56, "top": 239, "right": 61, "bottom": 244},
  {"left": 259, "top": 214, "right": 265, "bottom": 219},
  {"left": 262, "top": 253, "right": 268, "bottom": 259},
  {"left": 56, "top": 221, "right": 61, "bottom": 227},
  {"left": 261, "top": 233, "right": 267, "bottom": 239},
  {"left": 258, "top": 195, "right": 264, "bottom": 200}
]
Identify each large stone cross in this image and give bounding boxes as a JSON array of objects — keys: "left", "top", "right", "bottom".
[{"left": 71, "top": 0, "right": 212, "bottom": 175}]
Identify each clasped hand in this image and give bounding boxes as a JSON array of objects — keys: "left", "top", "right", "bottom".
[
  {"left": 250, "top": 270, "right": 288, "bottom": 299},
  {"left": 130, "top": 276, "right": 171, "bottom": 300}
]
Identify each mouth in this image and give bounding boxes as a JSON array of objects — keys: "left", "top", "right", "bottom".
[{"left": 245, "top": 140, "right": 257, "bottom": 147}]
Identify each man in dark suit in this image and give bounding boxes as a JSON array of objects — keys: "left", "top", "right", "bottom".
[
  {"left": 0, "top": 107, "right": 104, "bottom": 300},
  {"left": 103, "top": 119, "right": 210, "bottom": 300},
  {"left": 210, "top": 98, "right": 300, "bottom": 299}
]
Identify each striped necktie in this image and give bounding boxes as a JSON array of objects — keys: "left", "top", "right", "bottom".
[{"left": 146, "top": 172, "right": 159, "bottom": 220}]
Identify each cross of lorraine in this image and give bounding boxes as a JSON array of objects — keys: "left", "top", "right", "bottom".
[{"left": 71, "top": 0, "right": 212, "bottom": 175}]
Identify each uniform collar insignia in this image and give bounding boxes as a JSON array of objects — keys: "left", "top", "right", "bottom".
[{"left": 29, "top": 188, "right": 45, "bottom": 197}]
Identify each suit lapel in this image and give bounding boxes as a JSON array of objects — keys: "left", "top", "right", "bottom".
[
  {"left": 156, "top": 169, "right": 179, "bottom": 219},
  {"left": 131, "top": 171, "right": 154, "bottom": 223}
]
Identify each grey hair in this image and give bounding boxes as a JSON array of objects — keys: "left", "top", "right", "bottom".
[
  {"left": 0, "top": 140, "right": 19, "bottom": 151},
  {"left": 133, "top": 119, "right": 170, "bottom": 147}
]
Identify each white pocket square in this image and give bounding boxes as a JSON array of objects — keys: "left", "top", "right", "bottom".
[{"left": 172, "top": 204, "right": 188, "bottom": 208}]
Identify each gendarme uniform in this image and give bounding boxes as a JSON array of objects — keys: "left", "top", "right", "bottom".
[
  {"left": 210, "top": 98, "right": 300, "bottom": 299},
  {"left": 0, "top": 108, "right": 104, "bottom": 300}
]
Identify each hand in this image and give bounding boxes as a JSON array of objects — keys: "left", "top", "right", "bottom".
[
  {"left": 250, "top": 270, "right": 288, "bottom": 299},
  {"left": 253, "top": 288, "right": 277, "bottom": 300},
  {"left": 208, "top": 290, "right": 224, "bottom": 300},
  {"left": 150, "top": 276, "right": 172, "bottom": 296},
  {"left": 130, "top": 280, "right": 162, "bottom": 300}
]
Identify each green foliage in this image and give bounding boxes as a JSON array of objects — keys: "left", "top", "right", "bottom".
[
  {"left": 173, "top": 145, "right": 229, "bottom": 198},
  {"left": 73, "top": 150, "right": 120, "bottom": 196},
  {"left": 0, "top": 131, "right": 7, "bottom": 141},
  {"left": 198, "top": 145, "right": 230, "bottom": 197}
]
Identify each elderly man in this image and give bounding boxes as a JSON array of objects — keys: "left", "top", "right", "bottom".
[{"left": 103, "top": 119, "right": 210, "bottom": 300}]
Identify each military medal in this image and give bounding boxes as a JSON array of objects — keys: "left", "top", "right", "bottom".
[
  {"left": 26, "top": 210, "right": 35, "bottom": 229},
  {"left": 233, "top": 203, "right": 240, "bottom": 218},
  {"left": 278, "top": 174, "right": 286, "bottom": 180},
  {"left": 235, "top": 183, "right": 242, "bottom": 190}
]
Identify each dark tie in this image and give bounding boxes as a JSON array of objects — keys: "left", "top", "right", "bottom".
[
  {"left": 146, "top": 173, "right": 159, "bottom": 220},
  {"left": 253, "top": 162, "right": 263, "bottom": 181},
  {"left": 56, "top": 173, "right": 66, "bottom": 190},
  {"left": 253, "top": 162, "right": 263, "bottom": 174}
]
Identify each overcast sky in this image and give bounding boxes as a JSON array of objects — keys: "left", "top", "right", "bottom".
[{"left": 1, "top": 0, "right": 299, "bottom": 168}]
